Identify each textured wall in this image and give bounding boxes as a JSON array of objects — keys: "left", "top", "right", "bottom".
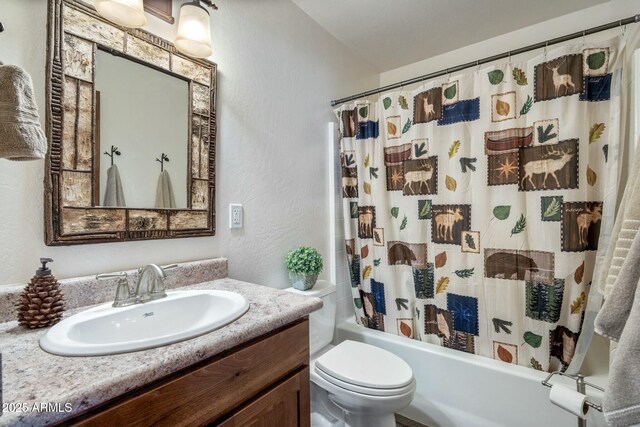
[
  {"left": 0, "top": 0, "right": 378, "bottom": 287},
  {"left": 380, "top": 0, "right": 640, "bottom": 86}
]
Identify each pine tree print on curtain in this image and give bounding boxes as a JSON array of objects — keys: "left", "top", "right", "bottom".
[{"left": 337, "top": 36, "right": 626, "bottom": 372}]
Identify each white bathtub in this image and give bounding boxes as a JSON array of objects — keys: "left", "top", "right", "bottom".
[{"left": 335, "top": 318, "right": 606, "bottom": 427}]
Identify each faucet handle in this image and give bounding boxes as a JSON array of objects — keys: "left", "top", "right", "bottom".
[
  {"left": 113, "top": 280, "right": 135, "bottom": 307},
  {"left": 97, "top": 272, "right": 135, "bottom": 307},
  {"left": 160, "top": 264, "right": 178, "bottom": 274},
  {"left": 96, "top": 272, "right": 128, "bottom": 281}
]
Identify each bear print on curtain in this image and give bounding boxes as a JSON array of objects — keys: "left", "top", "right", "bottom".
[{"left": 336, "top": 36, "right": 625, "bottom": 372}]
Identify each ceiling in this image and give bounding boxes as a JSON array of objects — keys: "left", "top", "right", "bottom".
[{"left": 291, "top": 0, "right": 609, "bottom": 71}]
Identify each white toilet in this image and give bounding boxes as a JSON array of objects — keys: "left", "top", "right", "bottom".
[{"left": 286, "top": 280, "right": 416, "bottom": 427}]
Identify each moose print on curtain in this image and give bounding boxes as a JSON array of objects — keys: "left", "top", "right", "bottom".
[{"left": 337, "top": 36, "right": 625, "bottom": 372}]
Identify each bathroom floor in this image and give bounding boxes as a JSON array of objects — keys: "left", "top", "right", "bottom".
[{"left": 395, "top": 414, "right": 428, "bottom": 427}]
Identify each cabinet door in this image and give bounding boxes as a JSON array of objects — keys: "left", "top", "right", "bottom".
[{"left": 218, "top": 367, "right": 310, "bottom": 427}]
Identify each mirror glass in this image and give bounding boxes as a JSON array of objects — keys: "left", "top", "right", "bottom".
[{"left": 95, "top": 49, "right": 189, "bottom": 209}]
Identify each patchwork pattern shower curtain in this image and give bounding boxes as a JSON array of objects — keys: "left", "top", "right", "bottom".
[{"left": 337, "top": 37, "right": 626, "bottom": 372}]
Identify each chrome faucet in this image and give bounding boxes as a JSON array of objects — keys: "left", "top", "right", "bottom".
[
  {"left": 136, "top": 264, "right": 168, "bottom": 302},
  {"left": 96, "top": 264, "right": 177, "bottom": 307}
]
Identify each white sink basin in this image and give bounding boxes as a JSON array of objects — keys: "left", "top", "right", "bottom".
[{"left": 40, "top": 290, "right": 249, "bottom": 356}]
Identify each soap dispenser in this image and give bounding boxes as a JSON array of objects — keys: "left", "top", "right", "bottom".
[{"left": 17, "top": 258, "right": 65, "bottom": 328}]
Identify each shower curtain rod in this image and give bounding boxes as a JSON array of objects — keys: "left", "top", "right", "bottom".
[{"left": 330, "top": 14, "right": 640, "bottom": 107}]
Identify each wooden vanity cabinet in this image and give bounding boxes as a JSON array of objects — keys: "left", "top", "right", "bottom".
[{"left": 63, "top": 319, "right": 310, "bottom": 427}]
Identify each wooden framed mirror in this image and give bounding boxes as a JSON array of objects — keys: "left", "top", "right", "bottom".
[{"left": 45, "top": 0, "right": 217, "bottom": 245}]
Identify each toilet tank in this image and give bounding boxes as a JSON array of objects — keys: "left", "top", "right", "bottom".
[{"left": 285, "top": 280, "right": 336, "bottom": 355}]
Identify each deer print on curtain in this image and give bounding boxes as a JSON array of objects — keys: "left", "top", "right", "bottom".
[{"left": 336, "top": 36, "right": 626, "bottom": 372}]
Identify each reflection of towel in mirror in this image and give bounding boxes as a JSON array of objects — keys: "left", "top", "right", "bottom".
[
  {"left": 155, "top": 170, "right": 176, "bottom": 209},
  {"left": 594, "top": 231, "right": 640, "bottom": 426},
  {"left": 103, "top": 164, "right": 126, "bottom": 207}
]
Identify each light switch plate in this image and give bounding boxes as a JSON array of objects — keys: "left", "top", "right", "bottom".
[{"left": 229, "top": 204, "right": 243, "bottom": 229}]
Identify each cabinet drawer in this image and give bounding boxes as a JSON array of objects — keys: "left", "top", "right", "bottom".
[
  {"left": 217, "top": 367, "right": 310, "bottom": 427},
  {"left": 68, "top": 319, "right": 309, "bottom": 427}
]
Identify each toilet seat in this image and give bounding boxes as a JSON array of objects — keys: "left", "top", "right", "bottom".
[
  {"left": 315, "top": 365, "right": 416, "bottom": 397},
  {"left": 314, "top": 340, "right": 414, "bottom": 397}
]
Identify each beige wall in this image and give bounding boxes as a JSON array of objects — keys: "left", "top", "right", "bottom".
[{"left": 0, "top": 0, "right": 378, "bottom": 286}]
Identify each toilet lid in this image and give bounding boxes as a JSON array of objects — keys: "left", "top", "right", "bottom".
[{"left": 315, "top": 340, "right": 414, "bottom": 389}]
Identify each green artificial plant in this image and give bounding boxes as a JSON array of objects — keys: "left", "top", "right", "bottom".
[{"left": 285, "top": 247, "right": 323, "bottom": 275}]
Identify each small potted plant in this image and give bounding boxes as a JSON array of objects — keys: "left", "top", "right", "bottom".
[{"left": 285, "top": 246, "right": 323, "bottom": 291}]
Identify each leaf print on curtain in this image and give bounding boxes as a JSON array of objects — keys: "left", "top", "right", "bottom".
[{"left": 336, "top": 35, "right": 626, "bottom": 372}]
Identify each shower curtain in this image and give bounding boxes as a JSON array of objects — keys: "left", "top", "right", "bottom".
[{"left": 336, "top": 36, "right": 627, "bottom": 372}]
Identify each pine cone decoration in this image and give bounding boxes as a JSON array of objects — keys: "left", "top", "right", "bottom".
[{"left": 17, "top": 276, "right": 64, "bottom": 328}]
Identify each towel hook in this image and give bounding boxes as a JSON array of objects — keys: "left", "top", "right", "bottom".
[
  {"left": 103, "top": 145, "right": 121, "bottom": 166},
  {"left": 156, "top": 153, "right": 170, "bottom": 172}
]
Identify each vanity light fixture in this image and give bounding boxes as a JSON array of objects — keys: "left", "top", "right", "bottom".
[
  {"left": 175, "top": 0, "right": 217, "bottom": 59},
  {"left": 96, "top": 0, "right": 147, "bottom": 28}
]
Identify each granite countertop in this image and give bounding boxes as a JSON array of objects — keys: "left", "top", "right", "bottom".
[{"left": 0, "top": 277, "right": 322, "bottom": 426}]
